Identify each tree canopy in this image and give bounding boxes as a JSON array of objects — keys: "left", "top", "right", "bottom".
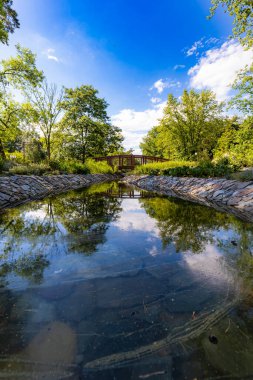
[
  {"left": 209, "top": 0, "right": 253, "bottom": 48},
  {"left": 0, "top": 0, "right": 19, "bottom": 45},
  {"left": 141, "top": 89, "right": 224, "bottom": 160},
  {"left": 58, "top": 85, "right": 123, "bottom": 162}
]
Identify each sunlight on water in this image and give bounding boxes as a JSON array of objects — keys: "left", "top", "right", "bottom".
[{"left": 0, "top": 182, "right": 253, "bottom": 379}]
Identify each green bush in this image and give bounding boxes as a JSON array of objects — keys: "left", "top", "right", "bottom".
[
  {"left": 163, "top": 160, "right": 237, "bottom": 178},
  {"left": 85, "top": 159, "right": 115, "bottom": 174},
  {"left": 133, "top": 159, "right": 237, "bottom": 178},
  {"left": 9, "top": 163, "right": 51, "bottom": 176},
  {"left": 134, "top": 161, "right": 197, "bottom": 175}
]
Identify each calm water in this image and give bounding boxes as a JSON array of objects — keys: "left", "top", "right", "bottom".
[{"left": 0, "top": 182, "right": 253, "bottom": 379}]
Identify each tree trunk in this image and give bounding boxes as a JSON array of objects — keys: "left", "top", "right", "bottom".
[
  {"left": 47, "top": 137, "right": 51, "bottom": 161},
  {"left": 0, "top": 138, "right": 6, "bottom": 160}
]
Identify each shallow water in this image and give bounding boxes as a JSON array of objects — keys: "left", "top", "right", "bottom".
[{"left": 0, "top": 182, "right": 253, "bottom": 379}]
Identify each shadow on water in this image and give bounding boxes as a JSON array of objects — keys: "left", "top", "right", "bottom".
[{"left": 0, "top": 182, "right": 253, "bottom": 378}]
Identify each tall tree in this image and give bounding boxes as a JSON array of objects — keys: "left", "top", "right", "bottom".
[
  {"left": 0, "top": 0, "right": 19, "bottom": 45},
  {"left": 59, "top": 85, "right": 123, "bottom": 162},
  {"left": 208, "top": 0, "right": 253, "bottom": 48},
  {"left": 23, "top": 80, "right": 64, "bottom": 160},
  {"left": 141, "top": 90, "right": 224, "bottom": 160}
]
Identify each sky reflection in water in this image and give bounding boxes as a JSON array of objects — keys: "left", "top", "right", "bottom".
[{"left": 0, "top": 182, "right": 253, "bottom": 379}]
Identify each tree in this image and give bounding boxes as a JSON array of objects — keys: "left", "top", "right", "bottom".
[
  {"left": 0, "top": 94, "right": 22, "bottom": 158},
  {"left": 0, "top": 0, "right": 19, "bottom": 45},
  {"left": 230, "top": 63, "right": 253, "bottom": 115},
  {"left": 59, "top": 85, "right": 123, "bottom": 162},
  {"left": 141, "top": 90, "right": 224, "bottom": 160},
  {"left": 208, "top": 0, "right": 253, "bottom": 48},
  {"left": 0, "top": 44, "right": 43, "bottom": 90},
  {"left": 23, "top": 80, "right": 64, "bottom": 160}
]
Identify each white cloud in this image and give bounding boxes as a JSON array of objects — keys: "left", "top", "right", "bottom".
[
  {"left": 150, "top": 97, "right": 162, "bottom": 104},
  {"left": 151, "top": 78, "right": 181, "bottom": 94},
  {"left": 188, "top": 40, "right": 253, "bottom": 101},
  {"left": 111, "top": 102, "right": 166, "bottom": 153},
  {"left": 186, "top": 38, "right": 204, "bottom": 56},
  {"left": 44, "top": 48, "right": 59, "bottom": 62},
  {"left": 173, "top": 64, "right": 186, "bottom": 70}
]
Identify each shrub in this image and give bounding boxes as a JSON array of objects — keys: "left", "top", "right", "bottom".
[
  {"left": 134, "top": 161, "right": 197, "bottom": 175},
  {"left": 9, "top": 163, "right": 51, "bottom": 176},
  {"left": 85, "top": 159, "right": 115, "bottom": 174},
  {"left": 163, "top": 160, "right": 237, "bottom": 178}
]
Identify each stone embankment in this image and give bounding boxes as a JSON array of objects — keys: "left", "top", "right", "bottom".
[
  {"left": 124, "top": 175, "right": 253, "bottom": 222},
  {"left": 0, "top": 174, "right": 119, "bottom": 209}
]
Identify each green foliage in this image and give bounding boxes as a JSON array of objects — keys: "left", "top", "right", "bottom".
[
  {"left": 134, "top": 159, "right": 237, "bottom": 178},
  {"left": 0, "top": 0, "right": 19, "bottom": 45},
  {"left": 49, "top": 159, "right": 114, "bottom": 174},
  {"left": 134, "top": 161, "right": 197, "bottom": 175},
  {"left": 209, "top": 0, "right": 253, "bottom": 48},
  {"left": 9, "top": 163, "right": 51, "bottom": 175},
  {"left": 214, "top": 117, "right": 253, "bottom": 167},
  {"left": 0, "top": 44, "right": 43, "bottom": 88},
  {"left": 51, "top": 160, "right": 89, "bottom": 174},
  {"left": 163, "top": 159, "right": 237, "bottom": 178},
  {"left": 22, "top": 80, "right": 64, "bottom": 160},
  {"left": 85, "top": 159, "right": 115, "bottom": 174},
  {"left": 141, "top": 89, "right": 224, "bottom": 161},
  {"left": 230, "top": 63, "right": 253, "bottom": 115},
  {"left": 58, "top": 85, "right": 123, "bottom": 163}
]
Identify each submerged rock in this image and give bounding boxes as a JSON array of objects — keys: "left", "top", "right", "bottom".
[
  {"left": 0, "top": 321, "right": 77, "bottom": 379},
  {"left": 202, "top": 318, "right": 253, "bottom": 377}
]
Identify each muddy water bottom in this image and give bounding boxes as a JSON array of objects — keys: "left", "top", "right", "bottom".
[{"left": 0, "top": 182, "right": 253, "bottom": 379}]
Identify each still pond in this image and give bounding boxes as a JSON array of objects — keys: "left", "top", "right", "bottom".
[{"left": 0, "top": 181, "right": 253, "bottom": 379}]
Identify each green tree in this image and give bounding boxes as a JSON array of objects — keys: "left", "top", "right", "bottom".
[
  {"left": 0, "top": 94, "right": 22, "bottom": 158},
  {"left": 0, "top": 44, "right": 43, "bottom": 89},
  {"left": 230, "top": 63, "right": 253, "bottom": 115},
  {"left": 59, "top": 85, "right": 123, "bottom": 162},
  {"left": 209, "top": 0, "right": 253, "bottom": 48},
  {"left": 23, "top": 80, "right": 64, "bottom": 160},
  {"left": 0, "top": 0, "right": 19, "bottom": 45},
  {"left": 141, "top": 90, "right": 224, "bottom": 160}
]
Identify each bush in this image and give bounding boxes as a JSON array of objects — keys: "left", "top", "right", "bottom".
[
  {"left": 9, "top": 163, "right": 51, "bottom": 176},
  {"left": 134, "top": 161, "right": 197, "bottom": 175},
  {"left": 133, "top": 159, "right": 237, "bottom": 178},
  {"left": 5, "top": 151, "right": 25, "bottom": 164},
  {"left": 163, "top": 160, "right": 237, "bottom": 178},
  {"left": 85, "top": 159, "right": 115, "bottom": 174}
]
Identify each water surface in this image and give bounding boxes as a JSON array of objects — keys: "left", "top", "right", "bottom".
[{"left": 0, "top": 182, "right": 253, "bottom": 379}]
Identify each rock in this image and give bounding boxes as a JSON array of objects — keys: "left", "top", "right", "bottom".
[
  {"left": 202, "top": 318, "right": 253, "bottom": 377},
  {"left": 0, "top": 321, "right": 77, "bottom": 379}
]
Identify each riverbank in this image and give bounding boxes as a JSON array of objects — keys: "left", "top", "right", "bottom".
[
  {"left": 0, "top": 174, "right": 120, "bottom": 209},
  {"left": 124, "top": 175, "right": 253, "bottom": 222}
]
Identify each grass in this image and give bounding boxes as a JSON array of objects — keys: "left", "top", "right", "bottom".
[
  {"left": 133, "top": 161, "right": 197, "bottom": 175},
  {"left": 133, "top": 159, "right": 238, "bottom": 178},
  {"left": 6, "top": 159, "right": 115, "bottom": 176}
]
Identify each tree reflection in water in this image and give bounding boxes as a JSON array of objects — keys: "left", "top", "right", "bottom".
[
  {"left": 140, "top": 196, "right": 253, "bottom": 255},
  {"left": 0, "top": 182, "right": 122, "bottom": 284}
]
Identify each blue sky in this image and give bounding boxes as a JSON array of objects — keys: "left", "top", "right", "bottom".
[{"left": 1, "top": 0, "right": 252, "bottom": 152}]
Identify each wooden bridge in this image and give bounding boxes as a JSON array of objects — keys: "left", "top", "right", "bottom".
[{"left": 94, "top": 154, "right": 168, "bottom": 170}]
